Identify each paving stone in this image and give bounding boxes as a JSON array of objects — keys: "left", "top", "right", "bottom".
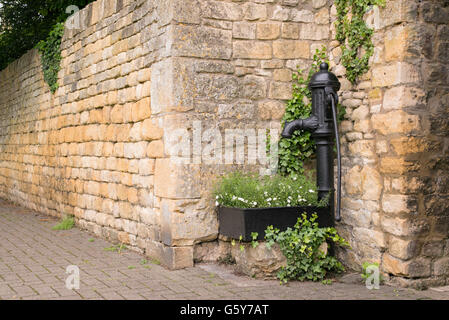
[{"left": 0, "top": 202, "right": 449, "bottom": 300}]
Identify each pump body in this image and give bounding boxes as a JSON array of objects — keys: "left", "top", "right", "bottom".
[{"left": 281, "top": 63, "right": 342, "bottom": 221}]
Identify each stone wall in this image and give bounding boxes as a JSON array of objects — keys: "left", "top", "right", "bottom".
[
  {"left": 0, "top": 0, "right": 166, "bottom": 262},
  {"left": 0, "top": 0, "right": 335, "bottom": 270},
  {"left": 0, "top": 0, "right": 448, "bottom": 286},
  {"left": 334, "top": 0, "right": 449, "bottom": 288}
]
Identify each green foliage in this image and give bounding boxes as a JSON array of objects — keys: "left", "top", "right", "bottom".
[
  {"left": 36, "top": 23, "right": 64, "bottom": 93},
  {"left": 335, "top": 0, "right": 386, "bottom": 83},
  {"left": 251, "top": 232, "right": 259, "bottom": 248},
  {"left": 52, "top": 215, "right": 75, "bottom": 230},
  {"left": 0, "top": 0, "right": 94, "bottom": 70},
  {"left": 265, "top": 213, "right": 349, "bottom": 284},
  {"left": 213, "top": 171, "right": 325, "bottom": 209}
]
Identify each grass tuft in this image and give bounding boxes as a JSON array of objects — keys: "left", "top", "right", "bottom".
[{"left": 52, "top": 216, "right": 75, "bottom": 230}]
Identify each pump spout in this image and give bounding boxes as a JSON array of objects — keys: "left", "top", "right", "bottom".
[{"left": 281, "top": 116, "right": 319, "bottom": 138}]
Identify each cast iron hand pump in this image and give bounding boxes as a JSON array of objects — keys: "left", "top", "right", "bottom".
[{"left": 281, "top": 63, "right": 342, "bottom": 222}]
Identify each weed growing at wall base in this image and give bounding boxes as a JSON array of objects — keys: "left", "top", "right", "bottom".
[{"left": 52, "top": 215, "right": 75, "bottom": 230}]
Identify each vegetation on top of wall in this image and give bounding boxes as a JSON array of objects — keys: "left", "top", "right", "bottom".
[
  {"left": 0, "top": 0, "right": 94, "bottom": 71},
  {"left": 36, "top": 23, "right": 64, "bottom": 93},
  {"left": 335, "top": 0, "right": 386, "bottom": 83}
]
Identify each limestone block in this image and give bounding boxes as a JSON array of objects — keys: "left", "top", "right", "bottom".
[
  {"left": 383, "top": 254, "right": 431, "bottom": 278},
  {"left": 257, "top": 22, "right": 281, "bottom": 40},
  {"left": 240, "top": 75, "right": 267, "bottom": 99},
  {"left": 371, "top": 63, "right": 419, "bottom": 87},
  {"left": 154, "top": 159, "right": 201, "bottom": 199},
  {"left": 233, "top": 22, "right": 256, "bottom": 39},
  {"left": 202, "top": 0, "right": 243, "bottom": 21},
  {"left": 193, "top": 241, "right": 232, "bottom": 263},
  {"left": 315, "top": 8, "right": 330, "bottom": 25},
  {"left": 160, "top": 199, "right": 218, "bottom": 247},
  {"left": 273, "top": 69, "right": 292, "bottom": 82},
  {"left": 147, "top": 140, "right": 164, "bottom": 158},
  {"left": 141, "top": 119, "right": 164, "bottom": 141},
  {"left": 380, "top": 157, "right": 419, "bottom": 175},
  {"left": 146, "top": 240, "right": 194, "bottom": 270},
  {"left": 269, "top": 81, "right": 292, "bottom": 100},
  {"left": 390, "top": 137, "right": 430, "bottom": 156},
  {"left": 389, "top": 237, "right": 418, "bottom": 260},
  {"left": 433, "top": 257, "right": 449, "bottom": 276},
  {"left": 281, "top": 23, "right": 300, "bottom": 39},
  {"left": 300, "top": 24, "right": 329, "bottom": 40},
  {"left": 383, "top": 86, "right": 425, "bottom": 111},
  {"left": 243, "top": 2, "right": 267, "bottom": 21},
  {"left": 372, "top": 110, "right": 420, "bottom": 135},
  {"left": 380, "top": 216, "right": 428, "bottom": 237},
  {"left": 233, "top": 41, "right": 272, "bottom": 59},
  {"left": 172, "top": 25, "right": 232, "bottom": 59},
  {"left": 273, "top": 40, "right": 309, "bottom": 59},
  {"left": 385, "top": 25, "right": 410, "bottom": 62},
  {"left": 232, "top": 243, "right": 286, "bottom": 279}
]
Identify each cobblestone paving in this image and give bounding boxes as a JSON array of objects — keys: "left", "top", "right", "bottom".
[{"left": 1, "top": 199, "right": 448, "bottom": 300}]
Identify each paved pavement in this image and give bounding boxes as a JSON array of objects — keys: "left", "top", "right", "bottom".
[{"left": 0, "top": 199, "right": 448, "bottom": 300}]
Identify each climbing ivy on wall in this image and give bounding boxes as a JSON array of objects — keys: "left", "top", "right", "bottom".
[
  {"left": 335, "top": 0, "right": 386, "bottom": 83},
  {"left": 36, "top": 23, "right": 65, "bottom": 93}
]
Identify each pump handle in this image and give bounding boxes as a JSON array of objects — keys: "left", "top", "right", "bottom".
[{"left": 326, "top": 88, "right": 342, "bottom": 222}]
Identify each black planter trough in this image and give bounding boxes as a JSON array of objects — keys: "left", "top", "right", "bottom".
[{"left": 218, "top": 206, "right": 333, "bottom": 242}]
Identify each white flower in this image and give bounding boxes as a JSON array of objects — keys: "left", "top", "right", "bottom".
[
  {"left": 216, "top": 195, "right": 219, "bottom": 199},
  {"left": 309, "top": 189, "right": 314, "bottom": 193},
  {"left": 215, "top": 201, "right": 219, "bottom": 206}
]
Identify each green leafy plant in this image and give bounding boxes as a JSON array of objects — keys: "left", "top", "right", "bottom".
[
  {"left": 36, "top": 22, "right": 64, "bottom": 93},
  {"left": 251, "top": 232, "right": 259, "bottom": 248},
  {"left": 335, "top": 0, "right": 386, "bottom": 83},
  {"left": 214, "top": 171, "right": 326, "bottom": 209},
  {"left": 265, "top": 213, "right": 349, "bottom": 284},
  {"left": 52, "top": 215, "right": 75, "bottom": 230}
]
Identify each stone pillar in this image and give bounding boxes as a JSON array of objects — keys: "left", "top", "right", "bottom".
[{"left": 334, "top": 0, "right": 449, "bottom": 288}]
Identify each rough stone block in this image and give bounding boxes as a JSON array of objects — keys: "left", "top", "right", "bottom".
[
  {"left": 172, "top": 25, "right": 232, "bottom": 59},
  {"left": 154, "top": 159, "right": 201, "bottom": 199},
  {"left": 273, "top": 40, "right": 309, "bottom": 59},
  {"left": 233, "top": 41, "right": 272, "bottom": 59}
]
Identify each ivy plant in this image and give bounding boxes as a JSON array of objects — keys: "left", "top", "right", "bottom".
[
  {"left": 335, "top": 0, "right": 386, "bottom": 83},
  {"left": 265, "top": 213, "right": 349, "bottom": 284},
  {"left": 36, "top": 22, "right": 64, "bottom": 93}
]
